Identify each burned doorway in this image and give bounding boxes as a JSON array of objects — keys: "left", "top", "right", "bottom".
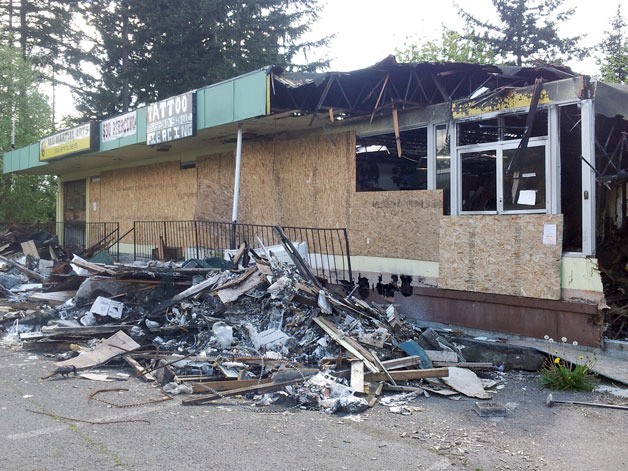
[
  {"left": 62, "top": 179, "right": 87, "bottom": 249},
  {"left": 560, "top": 104, "right": 583, "bottom": 253}
]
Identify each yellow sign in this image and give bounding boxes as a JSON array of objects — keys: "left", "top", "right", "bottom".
[
  {"left": 40, "top": 122, "right": 97, "bottom": 161},
  {"left": 452, "top": 89, "right": 551, "bottom": 119}
]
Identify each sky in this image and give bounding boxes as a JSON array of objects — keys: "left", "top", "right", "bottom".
[
  {"left": 312, "top": 0, "right": 620, "bottom": 75},
  {"left": 53, "top": 0, "right": 621, "bottom": 120}
]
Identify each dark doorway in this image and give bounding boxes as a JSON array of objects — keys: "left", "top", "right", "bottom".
[
  {"left": 560, "top": 105, "right": 583, "bottom": 252},
  {"left": 63, "top": 179, "right": 87, "bottom": 248}
]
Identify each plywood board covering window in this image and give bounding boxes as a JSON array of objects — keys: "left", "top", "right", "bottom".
[{"left": 439, "top": 214, "right": 563, "bottom": 299}]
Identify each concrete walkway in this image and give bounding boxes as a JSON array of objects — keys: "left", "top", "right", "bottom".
[{"left": 509, "top": 337, "right": 628, "bottom": 386}]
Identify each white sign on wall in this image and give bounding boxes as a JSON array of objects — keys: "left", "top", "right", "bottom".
[
  {"left": 101, "top": 111, "right": 137, "bottom": 143},
  {"left": 146, "top": 91, "right": 196, "bottom": 145}
]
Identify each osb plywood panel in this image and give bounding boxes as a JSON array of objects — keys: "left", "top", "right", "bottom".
[
  {"left": 195, "top": 152, "right": 234, "bottom": 221},
  {"left": 439, "top": 214, "right": 563, "bottom": 299},
  {"left": 88, "top": 177, "right": 101, "bottom": 222},
  {"left": 348, "top": 190, "right": 443, "bottom": 262},
  {"left": 237, "top": 132, "right": 352, "bottom": 228},
  {"left": 92, "top": 162, "right": 197, "bottom": 240}
]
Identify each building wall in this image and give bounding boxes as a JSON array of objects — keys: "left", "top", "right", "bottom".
[
  {"left": 85, "top": 130, "right": 566, "bottom": 301},
  {"left": 237, "top": 132, "right": 353, "bottom": 228},
  {"left": 349, "top": 190, "right": 443, "bottom": 262},
  {"left": 89, "top": 161, "right": 198, "bottom": 238},
  {"left": 195, "top": 152, "right": 235, "bottom": 222},
  {"left": 439, "top": 214, "right": 563, "bottom": 299}
]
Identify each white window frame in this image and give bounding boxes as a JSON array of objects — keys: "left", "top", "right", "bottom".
[{"left": 457, "top": 137, "right": 550, "bottom": 215}]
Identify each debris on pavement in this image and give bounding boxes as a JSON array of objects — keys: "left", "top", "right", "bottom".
[{"left": 0, "top": 226, "right": 504, "bottom": 413}]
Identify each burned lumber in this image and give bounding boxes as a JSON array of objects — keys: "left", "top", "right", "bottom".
[
  {"left": 364, "top": 368, "right": 449, "bottom": 382},
  {"left": 274, "top": 226, "right": 322, "bottom": 289},
  {"left": 146, "top": 271, "right": 222, "bottom": 318},
  {"left": 70, "top": 255, "right": 117, "bottom": 276},
  {"left": 188, "top": 378, "right": 273, "bottom": 394},
  {"left": 182, "top": 377, "right": 312, "bottom": 405},
  {"left": 313, "top": 316, "right": 380, "bottom": 373},
  {"left": 123, "top": 355, "right": 157, "bottom": 382}
]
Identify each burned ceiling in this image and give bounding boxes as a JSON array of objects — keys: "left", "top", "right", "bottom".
[{"left": 269, "top": 56, "right": 578, "bottom": 122}]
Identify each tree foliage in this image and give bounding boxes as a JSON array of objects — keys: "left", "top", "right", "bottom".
[
  {"left": 0, "top": 44, "right": 56, "bottom": 222},
  {"left": 454, "top": 0, "right": 583, "bottom": 66},
  {"left": 597, "top": 6, "right": 628, "bottom": 84},
  {"left": 75, "top": 0, "right": 329, "bottom": 119},
  {"left": 396, "top": 30, "right": 497, "bottom": 64},
  {"left": 0, "top": 1, "right": 89, "bottom": 121}
]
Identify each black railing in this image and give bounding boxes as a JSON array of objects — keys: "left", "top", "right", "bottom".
[
  {"left": 0, "top": 221, "right": 120, "bottom": 261},
  {"left": 133, "top": 220, "right": 353, "bottom": 284},
  {"left": 55, "top": 222, "right": 120, "bottom": 261}
]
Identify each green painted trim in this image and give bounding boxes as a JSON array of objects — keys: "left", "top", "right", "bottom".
[{"left": 3, "top": 142, "right": 46, "bottom": 173}]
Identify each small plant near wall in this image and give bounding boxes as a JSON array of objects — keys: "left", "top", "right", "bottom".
[{"left": 538, "top": 336, "right": 599, "bottom": 391}]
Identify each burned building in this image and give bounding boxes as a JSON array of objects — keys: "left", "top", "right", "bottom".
[{"left": 4, "top": 57, "right": 628, "bottom": 346}]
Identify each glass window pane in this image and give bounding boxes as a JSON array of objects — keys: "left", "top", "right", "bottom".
[
  {"left": 502, "top": 146, "right": 546, "bottom": 211},
  {"left": 461, "top": 150, "right": 497, "bottom": 211}
]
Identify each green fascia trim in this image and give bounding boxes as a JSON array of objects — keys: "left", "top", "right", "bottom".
[
  {"left": 197, "top": 67, "right": 270, "bottom": 129},
  {"left": 2, "top": 142, "right": 46, "bottom": 173}
]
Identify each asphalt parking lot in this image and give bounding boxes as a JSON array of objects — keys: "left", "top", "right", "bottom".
[{"left": 2, "top": 345, "right": 627, "bottom": 471}]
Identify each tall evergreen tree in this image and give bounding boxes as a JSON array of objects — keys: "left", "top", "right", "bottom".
[
  {"left": 0, "top": 1, "right": 90, "bottom": 125},
  {"left": 0, "top": 45, "right": 56, "bottom": 222},
  {"left": 597, "top": 6, "right": 628, "bottom": 84},
  {"left": 75, "top": 0, "right": 329, "bottom": 119},
  {"left": 455, "top": 0, "right": 583, "bottom": 66}
]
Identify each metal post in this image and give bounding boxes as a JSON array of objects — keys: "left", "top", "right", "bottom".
[
  {"left": 343, "top": 228, "right": 353, "bottom": 284},
  {"left": 232, "top": 125, "right": 243, "bottom": 224},
  {"left": 230, "top": 125, "right": 244, "bottom": 250}
]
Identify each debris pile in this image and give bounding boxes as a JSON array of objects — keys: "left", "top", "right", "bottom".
[{"left": 1, "top": 227, "right": 501, "bottom": 413}]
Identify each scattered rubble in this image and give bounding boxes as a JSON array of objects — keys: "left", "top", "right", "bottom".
[{"left": 1, "top": 226, "right": 512, "bottom": 413}]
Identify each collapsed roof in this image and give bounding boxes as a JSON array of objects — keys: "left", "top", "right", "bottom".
[{"left": 269, "top": 55, "right": 578, "bottom": 120}]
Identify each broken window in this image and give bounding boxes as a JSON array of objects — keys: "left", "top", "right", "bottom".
[
  {"left": 458, "top": 111, "right": 548, "bottom": 144},
  {"left": 458, "top": 118, "right": 498, "bottom": 145},
  {"left": 356, "top": 128, "right": 427, "bottom": 192},
  {"left": 560, "top": 104, "right": 582, "bottom": 252},
  {"left": 458, "top": 111, "right": 549, "bottom": 214},
  {"left": 503, "top": 111, "right": 548, "bottom": 140}
]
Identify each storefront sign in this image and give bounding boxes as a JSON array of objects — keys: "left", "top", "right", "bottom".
[
  {"left": 102, "top": 111, "right": 137, "bottom": 142},
  {"left": 146, "top": 91, "right": 196, "bottom": 145},
  {"left": 39, "top": 122, "right": 98, "bottom": 161}
]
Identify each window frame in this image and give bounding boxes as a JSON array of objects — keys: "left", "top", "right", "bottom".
[{"left": 457, "top": 137, "right": 550, "bottom": 215}]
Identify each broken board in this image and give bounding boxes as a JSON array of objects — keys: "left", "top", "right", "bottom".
[
  {"left": 54, "top": 330, "right": 140, "bottom": 370},
  {"left": 215, "top": 270, "right": 265, "bottom": 303},
  {"left": 440, "top": 367, "right": 490, "bottom": 399},
  {"left": 28, "top": 291, "right": 76, "bottom": 305}
]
